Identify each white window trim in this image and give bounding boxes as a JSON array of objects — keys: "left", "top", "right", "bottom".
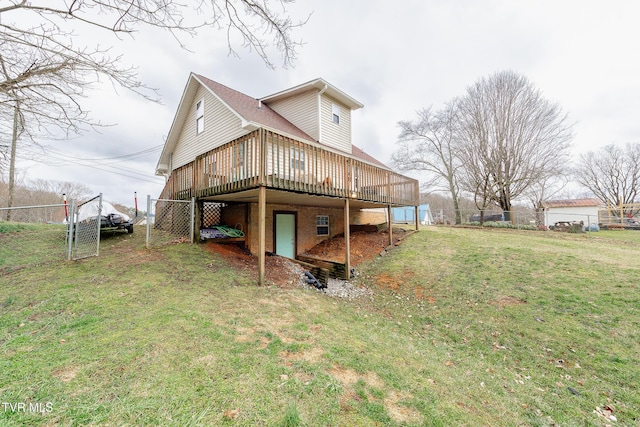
[
  {"left": 290, "top": 147, "right": 305, "bottom": 170},
  {"left": 316, "top": 215, "right": 330, "bottom": 236},
  {"left": 196, "top": 99, "right": 204, "bottom": 134},
  {"left": 331, "top": 103, "right": 340, "bottom": 125}
]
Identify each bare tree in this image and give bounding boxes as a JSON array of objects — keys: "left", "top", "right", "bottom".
[
  {"left": 1, "top": 1, "right": 307, "bottom": 90},
  {"left": 455, "top": 70, "right": 573, "bottom": 221},
  {"left": 393, "top": 103, "right": 464, "bottom": 224},
  {"left": 574, "top": 143, "right": 640, "bottom": 215},
  {"left": 28, "top": 178, "right": 93, "bottom": 202},
  {"left": 457, "top": 140, "right": 495, "bottom": 224},
  {"left": 0, "top": 0, "right": 307, "bottom": 211},
  {"left": 523, "top": 174, "right": 569, "bottom": 226}
]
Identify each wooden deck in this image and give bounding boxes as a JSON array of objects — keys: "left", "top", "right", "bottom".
[{"left": 159, "top": 129, "right": 419, "bottom": 207}]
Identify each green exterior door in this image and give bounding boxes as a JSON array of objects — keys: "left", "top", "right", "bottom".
[{"left": 275, "top": 213, "right": 296, "bottom": 259}]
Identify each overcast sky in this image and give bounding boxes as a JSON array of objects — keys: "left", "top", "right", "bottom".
[{"left": 13, "top": 0, "right": 640, "bottom": 206}]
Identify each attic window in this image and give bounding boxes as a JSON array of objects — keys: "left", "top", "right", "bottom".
[
  {"left": 196, "top": 99, "right": 204, "bottom": 134},
  {"left": 332, "top": 103, "right": 340, "bottom": 124}
]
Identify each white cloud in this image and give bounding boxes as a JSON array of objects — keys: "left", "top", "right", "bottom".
[{"left": 11, "top": 0, "right": 640, "bottom": 205}]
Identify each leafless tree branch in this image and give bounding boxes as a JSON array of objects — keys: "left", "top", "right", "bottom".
[
  {"left": 574, "top": 143, "right": 640, "bottom": 214},
  {"left": 455, "top": 70, "right": 574, "bottom": 221}
]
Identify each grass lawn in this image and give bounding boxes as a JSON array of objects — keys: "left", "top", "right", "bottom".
[{"left": 1, "top": 224, "right": 638, "bottom": 426}]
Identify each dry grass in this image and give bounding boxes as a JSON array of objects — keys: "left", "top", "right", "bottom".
[{"left": 1, "top": 224, "right": 639, "bottom": 425}]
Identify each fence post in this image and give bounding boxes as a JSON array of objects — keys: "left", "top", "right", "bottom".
[
  {"left": 190, "top": 197, "right": 195, "bottom": 243},
  {"left": 146, "top": 195, "right": 151, "bottom": 249},
  {"left": 67, "top": 199, "right": 76, "bottom": 260},
  {"left": 95, "top": 194, "right": 103, "bottom": 257}
]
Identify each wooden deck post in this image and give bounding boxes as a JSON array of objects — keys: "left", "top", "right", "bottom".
[
  {"left": 415, "top": 205, "right": 420, "bottom": 230},
  {"left": 258, "top": 185, "right": 266, "bottom": 286},
  {"left": 344, "top": 198, "right": 351, "bottom": 280},
  {"left": 388, "top": 205, "right": 393, "bottom": 247},
  {"left": 194, "top": 199, "right": 203, "bottom": 242}
]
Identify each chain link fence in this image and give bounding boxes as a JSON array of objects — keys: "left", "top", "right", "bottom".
[
  {"left": 145, "top": 197, "right": 195, "bottom": 248},
  {"left": 70, "top": 195, "right": 102, "bottom": 260},
  {"left": 1, "top": 194, "right": 105, "bottom": 267},
  {"left": 428, "top": 207, "right": 538, "bottom": 227},
  {"left": 0, "top": 203, "right": 70, "bottom": 269}
]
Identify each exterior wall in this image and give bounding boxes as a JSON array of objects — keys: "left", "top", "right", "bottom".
[
  {"left": 320, "top": 94, "right": 352, "bottom": 153},
  {"left": 245, "top": 203, "right": 346, "bottom": 256},
  {"left": 266, "top": 89, "right": 319, "bottom": 141},
  {"left": 172, "top": 85, "right": 248, "bottom": 169},
  {"left": 543, "top": 206, "right": 599, "bottom": 227},
  {"left": 220, "top": 204, "right": 248, "bottom": 232},
  {"left": 352, "top": 208, "right": 386, "bottom": 225}
]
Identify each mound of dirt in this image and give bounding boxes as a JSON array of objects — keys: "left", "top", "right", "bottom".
[
  {"left": 204, "top": 241, "right": 305, "bottom": 288},
  {"left": 303, "top": 227, "right": 410, "bottom": 265},
  {"left": 203, "top": 227, "right": 412, "bottom": 288}
]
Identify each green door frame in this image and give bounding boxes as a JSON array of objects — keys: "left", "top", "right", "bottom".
[{"left": 274, "top": 211, "right": 297, "bottom": 259}]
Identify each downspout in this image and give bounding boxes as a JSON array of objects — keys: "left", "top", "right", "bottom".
[{"left": 318, "top": 84, "right": 328, "bottom": 142}]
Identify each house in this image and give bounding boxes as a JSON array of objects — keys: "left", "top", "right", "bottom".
[
  {"left": 541, "top": 198, "right": 601, "bottom": 227},
  {"left": 155, "top": 73, "right": 419, "bottom": 285},
  {"left": 392, "top": 204, "right": 433, "bottom": 225}
]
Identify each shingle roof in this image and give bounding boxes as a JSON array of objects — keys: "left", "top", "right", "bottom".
[
  {"left": 195, "top": 74, "right": 314, "bottom": 142},
  {"left": 351, "top": 145, "right": 389, "bottom": 169},
  {"left": 195, "top": 74, "right": 390, "bottom": 170},
  {"left": 542, "top": 198, "right": 602, "bottom": 208}
]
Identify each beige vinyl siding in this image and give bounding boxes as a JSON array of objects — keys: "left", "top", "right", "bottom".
[
  {"left": 320, "top": 95, "right": 352, "bottom": 153},
  {"left": 172, "top": 86, "right": 247, "bottom": 169},
  {"left": 266, "top": 89, "right": 319, "bottom": 140}
]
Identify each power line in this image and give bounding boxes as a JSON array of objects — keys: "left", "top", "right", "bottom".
[
  {"left": 45, "top": 144, "right": 163, "bottom": 164},
  {"left": 19, "top": 147, "right": 165, "bottom": 184}
]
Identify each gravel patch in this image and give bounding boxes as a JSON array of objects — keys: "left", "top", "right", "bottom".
[
  {"left": 322, "top": 278, "right": 372, "bottom": 299},
  {"left": 298, "top": 271, "right": 372, "bottom": 300},
  {"left": 275, "top": 256, "right": 372, "bottom": 299}
]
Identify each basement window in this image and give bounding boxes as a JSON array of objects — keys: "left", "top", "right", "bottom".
[
  {"left": 316, "top": 215, "right": 329, "bottom": 236},
  {"left": 196, "top": 99, "right": 204, "bottom": 134}
]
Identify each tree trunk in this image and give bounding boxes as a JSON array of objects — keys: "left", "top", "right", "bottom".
[
  {"left": 449, "top": 181, "right": 462, "bottom": 225},
  {"left": 6, "top": 103, "right": 19, "bottom": 222},
  {"left": 453, "top": 197, "right": 462, "bottom": 225}
]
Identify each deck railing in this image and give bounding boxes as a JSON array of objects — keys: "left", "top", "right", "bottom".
[{"left": 159, "top": 129, "right": 419, "bottom": 206}]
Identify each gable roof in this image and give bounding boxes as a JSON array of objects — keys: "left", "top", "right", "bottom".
[
  {"left": 352, "top": 145, "right": 389, "bottom": 169},
  {"left": 260, "top": 78, "right": 364, "bottom": 110},
  {"left": 542, "top": 198, "right": 602, "bottom": 208},
  {"left": 157, "top": 73, "right": 387, "bottom": 174},
  {"left": 194, "top": 74, "right": 315, "bottom": 142}
]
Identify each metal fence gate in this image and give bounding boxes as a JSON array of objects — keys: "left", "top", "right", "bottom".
[
  {"left": 145, "top": 197, "right": 195, "bottom": 248},
  {"left": 68, "top": 194, "right": 102, "bottom": 260}
]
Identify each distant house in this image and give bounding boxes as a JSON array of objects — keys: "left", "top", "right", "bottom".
[
  {"left": 392, "top": 204, "right": 433, "bottom": 225},
  {"left": 155, "top": 73, "right": 419, "bottom": 284},
  {"left": 541, "top": 198, "right": 601, "bottom": 227}
]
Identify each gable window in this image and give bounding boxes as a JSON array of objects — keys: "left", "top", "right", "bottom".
[
  {"left": 316, "top": 215, "right": 329, "bottom": 236},
  {"left": 332, "top": 103, "right": 340, "bottom": 124},
  {"left": 290, "top": 147, "right": 305, "bottom": 170},
  {"left": 196, "top": 99, "right": 204, "bottom": 134}
]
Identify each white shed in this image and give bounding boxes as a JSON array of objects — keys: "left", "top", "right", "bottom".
[{"left": 542, "top": 198, "right": 601, "bottom": 227}]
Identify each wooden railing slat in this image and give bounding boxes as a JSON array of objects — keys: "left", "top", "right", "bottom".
[{"left": 160, "top": 129, "right": 418, "bottom": 206}]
